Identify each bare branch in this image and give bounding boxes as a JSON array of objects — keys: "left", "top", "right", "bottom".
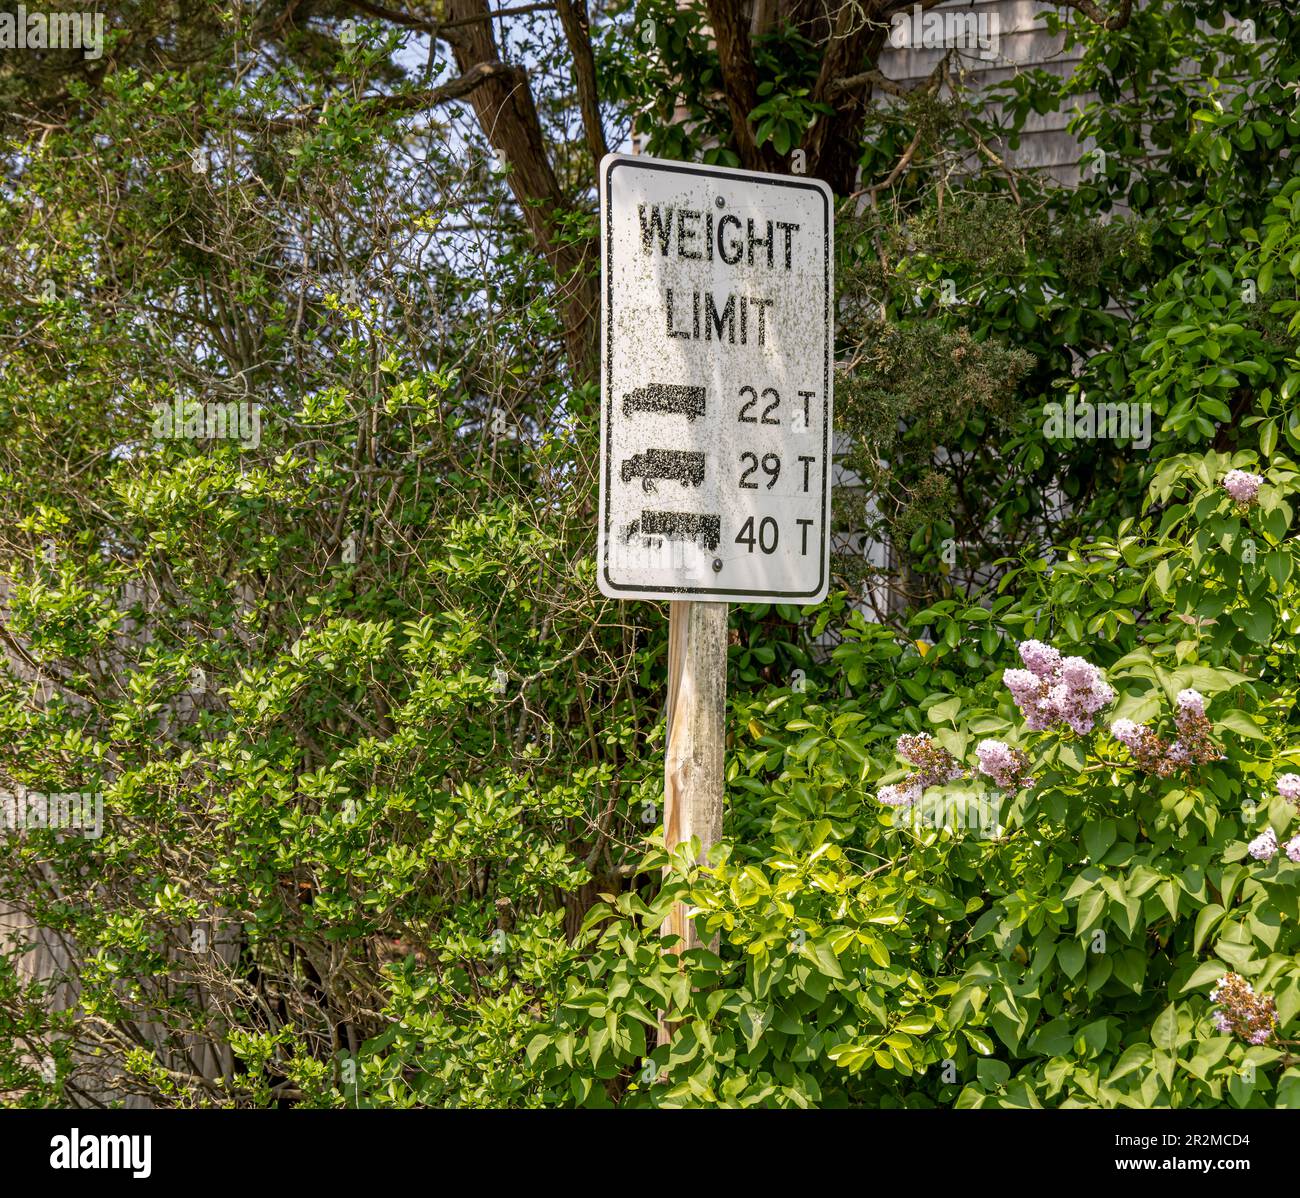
[
  {"left": 440, "top": 0, "right": 599, "bottom": 378},
  {"left": 250, "top": 61, "right": 523, "bottom": 131},
  {"left": 555, "top": 0, "right": 609, "bottom": 170},
  {"left": 829, "top": 69, "right": 916, "bottom": 100},
  {"left": 1053, "top": 0, "right": 1135, "bottom": 30},
  {"left": 345, "top": 1, "right": 557, "bottom": 34}
]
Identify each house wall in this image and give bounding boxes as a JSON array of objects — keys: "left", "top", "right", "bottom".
[{"left": 877, "top": 0, "right": 1095, "bottom": 185}]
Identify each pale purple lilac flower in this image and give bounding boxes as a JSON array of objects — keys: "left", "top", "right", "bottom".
[
  {"left": 1285, "top": 835, "right": 1300, "bottom": 864},
  {"left": 877, "top": 780, "right": 922, "bottom": 808},
  {"left": 1209, "top": 978, "right": 1249, "bottom": 1004},
  {"left": 1276, "top": 774, "right": 1300, "bottom": 802},
  {"left": 1003, "top": 669, "right": 1043, "bottom": 720},
  {"left": 1110, "top": 718, "right": 1145, "bottom": 749},
  {"left": 1222, "top": 469, "right": 1263, "bottom": 507},
  {"left": 1112, "top": 692, "right": 1220, "bottom": 777},
  {"left": 1248, "top": 827, "right": 1278, "bottom": 862},
  {"left": 1003, "top": 643, "right": 1114, "bottom": 734},
  {"left": 876, "top": 732, "right": 964, "bottom": 810},
  {"left": 975, "top": 739, "right": 1035, "bottom": 792},
  {"left": 895, "top": 732, "right": 965, "bottom": 788},
  {"left": 1018, "top": 640, "right": 1061, "bottom": 679},
  {"left": 1172, "top": 695, "right": 1221, "bottom": 767},
  {"left": 1208, "top": 973, "right": 1276, "bottom": 1045}
]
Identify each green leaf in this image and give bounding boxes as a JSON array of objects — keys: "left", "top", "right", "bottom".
[
  {"left": 927, "top": 696, "right": 962, "bottom": 725},
  {"left": 1084, "top": 819, "right": 1116, "bottom": 862},
  {"left": 1181, "top": 960, "right": 1229, "bottom": 994},
  {"left": 1077, "top": 889, "right": 1106, "bottom": 935},
  {"left": 1058, "top": 939, "right": 1085, "bottom": 979},
  {"left": 1151, "top": 1004, "right": 1179, "bottom": 1050},
  {"left": 1194, "top": 903, "right": 1225, "bottom": 953},
  {"left": 1218, "top": 710, "right": 1267, "bottom": 741},
  {"left": 1277, "top": 1069, "right": 1300, "bottom": 1109},
  {"left": 1076, "top": 1019, "right": 1108, "bottom": 1057},
  {"left": 809, "top": 938, "right": 845, "bottom": 980},
  {"left": 1029, "top": 1019, "right": 1073, "bottom": 1057},
  {"left": 1231, "top": 605, "right": 1273, "bottom": 644}
]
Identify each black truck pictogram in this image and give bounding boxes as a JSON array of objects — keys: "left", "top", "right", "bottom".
[
  {"left": 622, "top": 384, "right": 706, "bottom": 421},
  {"left": 620, "top": 449, "right": 706, "bottom": 493},
  {"left": 621, "top": 510, "right": 721, "bottom": 551}
]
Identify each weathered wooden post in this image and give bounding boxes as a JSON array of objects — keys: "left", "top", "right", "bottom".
[{"left": 662, "top": 600, "right": 727, "bottom": 952}]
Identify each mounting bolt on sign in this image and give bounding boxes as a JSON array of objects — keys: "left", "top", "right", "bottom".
[{"left": 596, "top": 153, "right": 834, "bottom": 990}]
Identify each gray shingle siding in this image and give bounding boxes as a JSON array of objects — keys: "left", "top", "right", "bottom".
[{"left": 878, "top": 0, "right": 1094, "bottom": 184}]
